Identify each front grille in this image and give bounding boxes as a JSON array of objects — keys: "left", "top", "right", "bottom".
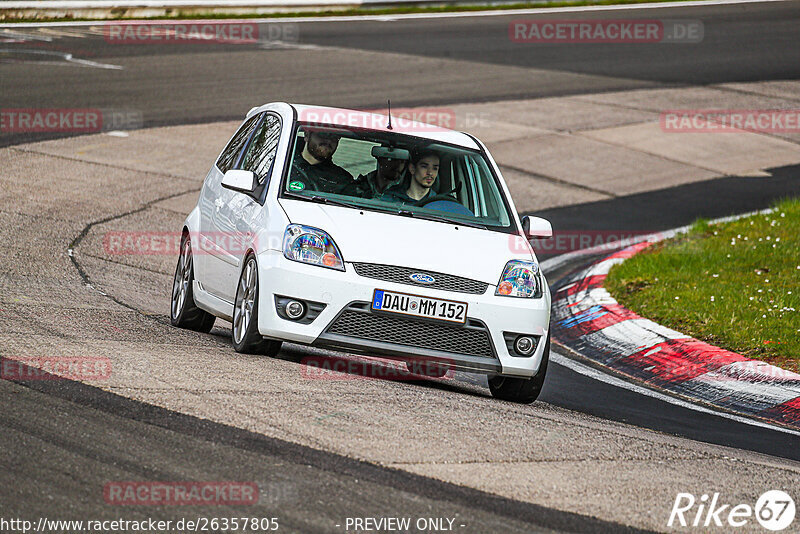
[
  {"left": 352, "top": 263, "right": 488, "bottom": 295},
  {"left": 325, "top": 304, "right": 494, "bottom": 359}
]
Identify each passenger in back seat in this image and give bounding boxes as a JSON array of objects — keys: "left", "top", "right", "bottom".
[{"left": 341, "top": 145, "right": 409, "bottom": 199}]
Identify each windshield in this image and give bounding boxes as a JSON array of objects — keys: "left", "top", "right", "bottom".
[{"left": 281, "top": 122, "right": 514, "bottom": 232}]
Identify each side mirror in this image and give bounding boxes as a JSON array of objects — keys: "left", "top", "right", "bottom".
[
  {"left": 522, "top": 215, "right": 553, "bottom": 239},
  {"left": 221, "top": 169, "right": 256, "bottom": 193}
]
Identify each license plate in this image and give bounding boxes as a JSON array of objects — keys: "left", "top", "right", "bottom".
[{"left": 371, "top": 289, "right": 467, "bottom": 324}]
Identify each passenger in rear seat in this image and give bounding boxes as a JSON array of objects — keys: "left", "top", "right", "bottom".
[{"left": 341, "top": 145, "right": 409, "bottom": 199}]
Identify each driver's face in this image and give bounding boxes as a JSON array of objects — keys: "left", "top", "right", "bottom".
[
  {"left": 409, "top": 155, "right": 439, "bottom": 189},
  {"left": 377, "top": 157, "right": 407, "bottom": 181},
  {"left": 306, "top": 132, "right": 340, "bottom": 161}
]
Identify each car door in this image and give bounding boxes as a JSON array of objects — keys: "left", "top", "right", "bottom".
[
  {"left": 198, "top": 112, "right": 262, "bottom": 299},
  {"left": 210, "top": 112, "right": 283, "bottom": 303}
]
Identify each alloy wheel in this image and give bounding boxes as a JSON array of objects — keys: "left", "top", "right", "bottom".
[{"left": 233, "top": 258, "right": 257, "bottom": 344}]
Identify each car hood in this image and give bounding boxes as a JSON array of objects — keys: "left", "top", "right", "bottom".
[{"left": 279, "top": 199, "right": 534, "bottom": 285}]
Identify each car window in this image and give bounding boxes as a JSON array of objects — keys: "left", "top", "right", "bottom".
[
  {"left": 330, "top": 136, "right": 380, "bottom": 178},
  {"left": 216, "top": 113, "right": 261, "bottom": 174},
  {"left": 284, "top": 123, "right": 515, "bottom": 232},
  {"left": 241, "top": 113, "right": 282, "bottom": 184}
]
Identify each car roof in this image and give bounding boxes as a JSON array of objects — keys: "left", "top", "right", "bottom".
[{"left": 285, "top": 103, "right": 481, "bottom": 150}]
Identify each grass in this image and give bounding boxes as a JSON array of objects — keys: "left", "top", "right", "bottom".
[
  {"left": 605, "top": 197, "right": 800, "bottom": 373},
  {"left": 1, "top": 0, "right": 717, "bottom": 23}
]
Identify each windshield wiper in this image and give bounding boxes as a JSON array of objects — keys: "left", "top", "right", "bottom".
[
  {"left": 397, "top": 209, "right": 487, "bottom": 230},
  {"left": 309, "top": 195, "right": 360, "bottom": 209},
  {"left": 284, "top": 191, "right": 359, "bottom": 210}
]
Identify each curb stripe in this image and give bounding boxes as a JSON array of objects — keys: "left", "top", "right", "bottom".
[
  {"left": 555, "top": 274, "right": 607, "bottom": 299},
  {"left": 582, "top": 321, "right": 689, "bottom": 361},
  {"left": 619, "top": 339, "right": 746, "bottom": 384},
  {"left": 759, "top": 397, "right": 800, "bottom": 426},
  {"left": 556, "top": 304, "right": 641, "bottom": 336},
  {"left": 713, "top": 360, "right": 800, "bottom": 382},
  {"left": 550, "top": 238, "right": 800, "bottom": 430}
]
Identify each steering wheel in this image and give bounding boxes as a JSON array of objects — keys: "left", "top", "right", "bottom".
[
  {"left": 414, "top": 182, "right": 462, "bottom": 207},
  {"left": 414, "top": 193, "right": 460, "bottom": 207}
]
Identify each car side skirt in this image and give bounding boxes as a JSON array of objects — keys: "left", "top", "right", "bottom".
[{"left": 193, "top": 280, "right": 234, "bottom": 322}]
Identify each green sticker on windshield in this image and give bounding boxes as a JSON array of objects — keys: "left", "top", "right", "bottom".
[{"left": 288, "top": 181, "right": 306, "bottom": 191}]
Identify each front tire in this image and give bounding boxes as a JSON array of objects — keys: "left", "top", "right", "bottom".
[
  {"left": 489, "top": 333, "right": 550, "bottom": 404},
  {"left": 171, "top": 234, "right": 215, "bottom": 333},
  {"left": 232, "top": 254, "right": 282, "bottom": 356}
]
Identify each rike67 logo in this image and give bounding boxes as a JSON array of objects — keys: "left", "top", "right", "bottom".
[{"left": 669, "top": 490, "right": 795, "bottom": 530}]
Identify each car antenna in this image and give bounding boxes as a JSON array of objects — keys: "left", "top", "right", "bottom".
[{"left": 386, "top": 99, "right": 393, "bottom": 130}]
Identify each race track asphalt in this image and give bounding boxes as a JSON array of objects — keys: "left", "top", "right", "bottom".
[
  {"left": 2, "top": 2, "right": 799, "bottom": 531},
  {"left": 2, "top": 0, "right": 799, "bottom": 146}
]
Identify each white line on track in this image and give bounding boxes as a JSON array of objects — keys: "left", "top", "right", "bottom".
[
  {"left": 550, "top": 350, "right": 800, "bottom": 437},
  {"left": 0, "top": 29, "right": 53, "bottom": 41},
  {"left": 65, "top": 54, "right": 124, "bottom": 69},
  {"left": 0, "top": 0, "right": 789, "bottom": 28},
  {"left": 0, "top": 48, "right": 123, "bottom": 68}
]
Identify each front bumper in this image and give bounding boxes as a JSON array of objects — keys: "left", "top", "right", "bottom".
[{"left": 256, "top": 250, "right": 551, "bottom": 377}]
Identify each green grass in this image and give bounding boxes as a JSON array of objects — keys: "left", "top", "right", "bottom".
[
  {"left": 605, "top": 198, "right": 800, "bottom": 373},
  {"left": 1, "top": 0, "right": 717, "bottom": 23}
]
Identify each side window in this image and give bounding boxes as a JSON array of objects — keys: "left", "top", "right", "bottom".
[
  {"left": 241, "top": 114, "right": 282, "bottom": 184},
  {"left": 216, "top": 113, "right": 262, "bottom": 174}
]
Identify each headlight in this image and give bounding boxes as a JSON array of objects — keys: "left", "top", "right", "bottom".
[
  {"left": 495, "top": 260, "right": 541, "bottom": 298},
  {"left": 282, "top": 224, "right": 344, "bottom": 271}
]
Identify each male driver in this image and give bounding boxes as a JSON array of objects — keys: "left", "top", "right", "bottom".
[
  {"left": 289, "top": 128, "right": 353, "bottom": 193},
  {"left": 382, "top": 149, "right": 440, "bottom": 204},
  {"left": 341, "top": 145, "right": 409, "bottom": 199}
]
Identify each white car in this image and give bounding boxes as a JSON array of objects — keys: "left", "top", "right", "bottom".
[{"left": 170, "top": 103, "right": 553, "bottom": 403}]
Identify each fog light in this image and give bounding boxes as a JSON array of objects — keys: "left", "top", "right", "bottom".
[
  {"left": 514, "top": 336, "right": 535, "bottom": 356},
  {"left": 285, "top": 300, "right": 305, "bottom": 320}
]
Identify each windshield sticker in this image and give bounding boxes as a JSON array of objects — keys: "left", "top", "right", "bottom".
[{"left": 288, "top": 181, "right": 306, "bottom": 191}]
